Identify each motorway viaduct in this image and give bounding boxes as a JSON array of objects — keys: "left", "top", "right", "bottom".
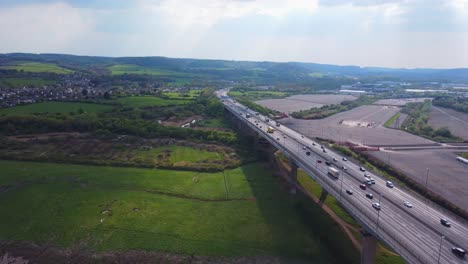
[
  {"left": 227, "top": 109, "right": 378, "bottom": 263},
  {"left": 219, "top": 90, "right": 468, "bottom": 264}
]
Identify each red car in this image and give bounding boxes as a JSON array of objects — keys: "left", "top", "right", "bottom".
[{"left": 359, "top": 184, "right": 367, "bottom": 190}]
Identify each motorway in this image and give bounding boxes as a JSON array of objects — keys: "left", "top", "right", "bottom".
[{"left": 217, "top": 90, "right": 468, "bottom": 264}]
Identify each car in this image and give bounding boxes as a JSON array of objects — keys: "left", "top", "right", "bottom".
[
  {"left": 312, "top": 143, "right": 316, "bottom": 146},
  {"left": 259, "top": 126, "right": 262, "bottom": 128},
  {"left": 317, "top": 160, "right": 322, "bottom": 163},
  {"left": 364, "top": 172, "right": 369, "bottom": 177},
  {"left": 276, "top": 138, "right": 280, "bottom": 140},
  {"left": 341, "top": 166, "right": 347, "bottom": 171},
  {"left": 306, "top": 151, "right": 311, "bottom": 156},
  {"left": 301, "top": 135, "right": 304, "bottom": 138},
  {"left": 325, "top": 161, "right": 331, "bottom": 166},
  {"left": 302, "top": 146, "right": 307, "bottom": 150},
  {"left": 366, "top": 193, "right": 374, "bottom": 199},
  {"left": 372, "top": 203, "right": 381, "bottom": 210},
  {"left": 452, "top": 247, "right": 466, "bottom": 258},
  {"left": 386, "top": 181, "right": 394, "bottom": 188},
  {"left": 323, "top": 149, "right": 327, "bottom": 153},
  {"left": 342, "top": 157, "right": 348, "bottom": 161},
  {"left": 359, "top": 184, "right": 367, "bottom": 190},
  {"left": 320, "top": 145, "right": 324, "bottom": 149},
  {"left": 359, "top": 167, "right": 366, "bottom": 172},
  {"left": 346, "top": 189, "right": 353, "bottom": 195},
  {"left": 367, "top": 179, "right": 376, "bottom": 185},
  {"left": 440, "top": 219, "right": 451, "bottom": 227},
  {"left": 332, "top": 158, "right": 338, "bottom": 162},
  {"left": 404, "top": 201, "right": 413, "bottom": 208}
]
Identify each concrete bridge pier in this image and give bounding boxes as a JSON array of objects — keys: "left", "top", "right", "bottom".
[
  {"left": 289, "top": 161, "right": 298, "bottom": 194},
  {"left": 360, "top": 231, "right": 377, "bottom": 264}
]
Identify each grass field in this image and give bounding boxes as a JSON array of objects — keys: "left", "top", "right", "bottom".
[
  {"left": 135, "top": 145, "right": 223, "bottom": 164},
  {"left": 229, "top": 90, "right": 287, "bottom": 101},
  {"left": 384, "top": 112, "right": 401, "bottom": 127},
  {"left": 116, "top": 96, "right": 189, "bottom": 108},
  {"left": 460, "top": 153, "right": 468, "bottom": 159},
  {"left": 196, "top": 118, "right": 230, "bottom": 128},
  {"left": 0, "top": 102, "right": 113, "bottom": 115},
  {"left": 0, "top": 62, "right": 74, "bottom": 74},
  {"left": 163, "top": 90, "right": 201, "bottom": 100},
  {"left": 0, "top": 160, "right": 358, "bottom": 262},
  {"left": 0, "top": 77, "right": 56, "bottom": 88},
  {"left": 109, "top": 64, "right": 202, "bottom": 78}
]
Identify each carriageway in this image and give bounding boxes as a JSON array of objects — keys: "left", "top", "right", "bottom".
[{"left": 219, "top": 92, "right": 468, "bottom": 264}]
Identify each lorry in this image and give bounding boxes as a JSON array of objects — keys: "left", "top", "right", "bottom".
[
  {"left": 456, "top": 156, "right": 468, "bottom": 165},
  {"left": 328, "top": 167, "right": 340, "bottom": 178},
  {"left": 267, "top": 126, "right": 275, "bottom": 133}
]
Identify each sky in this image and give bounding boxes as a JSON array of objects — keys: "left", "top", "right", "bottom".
[{"left": 0, "top": 0, "right": 467, "bottom": 69}]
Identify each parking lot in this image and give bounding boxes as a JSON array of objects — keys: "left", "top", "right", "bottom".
[{"left": 282, "top": 105, "right": 434, "bottom": 146}]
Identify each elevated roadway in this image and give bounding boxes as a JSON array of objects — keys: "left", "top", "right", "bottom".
[{"left": 218, "top": 89, "right": 468, "bottom": 264}]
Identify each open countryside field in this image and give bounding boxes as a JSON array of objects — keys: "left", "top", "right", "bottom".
[
  {"left": 370, "top": 148, "right": 468, "bottom": 212},
  {"left": 109, "top": 64, "right": 202, "bottom": 78},
  {"left": 0, "top": 62, "right": 74, "bottom": 74},
  {"left": 428, "top": 106, "right": 468, "bottom": 140},
  {"left": 0, "top": 77, "right": 56, "bottom": 88},
  {"left": 116, "top": 96, "right": 189, "bottom": 108},
  {"left": 256, "top": 94, "right": 356, "bottom": 113},
  {"left": 163, "top": 90, "right": 201, "bottom": 100},
  {"left": 283, "top": 105, "right": 434, "bottom": 146},
  {"left": 374, "top": 98, "right": 432, "bottom": 106},
  {"left": 0, "top": 160, "right": 358, "bottom": 263},
  {"left": 0, "top": 102, "right": 113, "bottom": 115}
]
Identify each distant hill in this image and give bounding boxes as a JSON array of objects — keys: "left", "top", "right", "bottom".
[{"left": 1, "top": 52, "right": 467, "bottom": 82}]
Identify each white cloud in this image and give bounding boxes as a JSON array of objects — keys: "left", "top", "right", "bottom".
[
  {"left": 140, "top": 0, "right": 319, "bottom": 27},
  {"left": 0, "top": 2, "right": 94, "bottom": 53}
]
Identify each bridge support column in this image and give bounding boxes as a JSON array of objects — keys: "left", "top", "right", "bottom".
[
  {"left": 318, "top": 188, "right": 328, "bottom": 206},
  {"left": 360, "top": 231, "right": 377, "bottom": 264},
  {"left": 289, "top": 161, "right": 298, "bottom": 194}
]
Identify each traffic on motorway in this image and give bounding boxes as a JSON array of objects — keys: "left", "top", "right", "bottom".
[{"left": 218, "top": 89, "right": 467, "bottom": 264}]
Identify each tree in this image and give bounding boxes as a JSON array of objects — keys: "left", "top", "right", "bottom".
[{"left": 434, "top": 127, "right": 452, "bottom": 138}]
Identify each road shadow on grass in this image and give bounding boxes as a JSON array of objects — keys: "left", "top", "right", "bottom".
[{"left": 239, "top": 162, "right": 359, "bottom": 264}]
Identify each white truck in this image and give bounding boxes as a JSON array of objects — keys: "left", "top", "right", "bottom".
[{"left": 328, "top": 167, "right": 340, "bottom": 178}]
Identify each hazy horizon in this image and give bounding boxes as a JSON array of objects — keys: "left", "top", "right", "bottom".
[{"left": 1, "top": 0, "right": 467, "bottom": 69}]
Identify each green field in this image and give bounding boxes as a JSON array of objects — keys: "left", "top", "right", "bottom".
[
  {"left": 0, "top": 102, "right": 113, "bottom": 116},
  {"left": 135, "top": 145, "right": 223, "bottom": 164},
  {"left": 196, "top": 118, "right": 230, "bottom": 128},
  {"left": 0, "top": 160, "right": 358, "bottom": 262},
  {"left": 0, "top": 62, "right": 74, "bottom": 74},
  {"left": 228, "top": 90, "right": 287, "bottom": 100},
  {"left": 116, "top": 96, "right": 189, "bottom": 108},
  {"left": 0, "top": 77, "right": 56, "bottom": 88},
  {"left": 109, "top": 64, "right": 201, "bottom": 78},
  {"left": 384, "top": 112, "right": 401, "bottom": 127},
  {"left": 460, "top": 153, "right": 468, "bottom": 159},
  {"left": 163, "top": 90, "right": 201, "bottom": 100}
]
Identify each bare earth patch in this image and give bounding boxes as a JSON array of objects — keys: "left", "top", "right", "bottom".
[
  {"left": 256, "top": 94, "right": 356, "bottom": 113},
  {"left": 428, "top": 106, "right": 468, "bottom": 140}
]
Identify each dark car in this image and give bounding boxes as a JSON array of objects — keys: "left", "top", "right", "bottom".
[
  {"left": 452, "top": 247, "right": 466, "bottom": 258},
  {"left": 359, "top": 184, "right": 367, "bottom": 190},
  {"left": 346, "top": 190, "right": 353, "bottom": 195},
  {"left": 359, "top": 167, "right": 366, "bottom": 172},
  {"left": 317, "top": 160, "right": 322, "bottom": 163},
  {"left": 306, "top": 151, "right": 311, "bottom": 156},
  {"left": 440, "top": 218, "right": 451, "bottom": 227},
  {"left": 366, "top": 193, "right": 374, "bottom": 199},
  {"left": 325, "top": 161, "right": 331, "bottom": 166},
  {"left": 323, "top": 149, "right": 327, "bottom": 153}
]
